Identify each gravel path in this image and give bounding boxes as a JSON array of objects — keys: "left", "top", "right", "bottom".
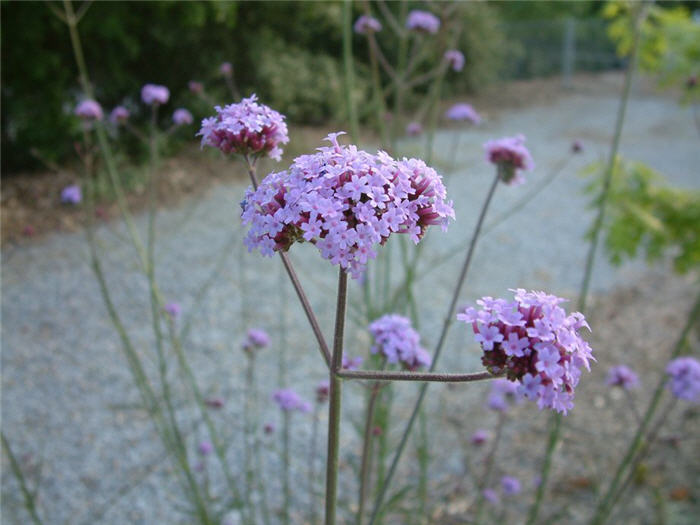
[{"left": 2, "top": 76, "right": 699, "bottom": 524}]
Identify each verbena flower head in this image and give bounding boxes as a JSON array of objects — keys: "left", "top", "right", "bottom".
[
  {"left": 188, "top": 81, "right": 204, "bottom": 94},
  {"left": 482, "top": 488, "right": 500, "bottom": 505},
  {"left": 606, "top": 365, "right": 639, "bottom": 390},
  {"left": 109, "top": 106, "right": 130, "bottom": 125},
  {"left": 444, "top": 50, "right": 465, "bottom": 72},
  {"left": 141, "top": 84, "right": 170, "bottom": 106},
  {"left": 342, "top": 355, "right": 363, "bottom": 370},
  {"left": 75, "top": 99, "right": 103, "bottom": 121},
  {"left": 273, "top": 389, "right": 310, "bottom": 412},
  {"left": 241, "top": 132, "right": 454, "bottom": 278},
  {"left": 244, "top": 328, "right": 270, "bottom": 352},
  {"left": 369, "top": 314, "right": 431, "bottom": 370},
  {"left": 164, "top": 302, "right": 182, "bottom": 319},
  {"left": 316, "top": 379, "right": 330, "bottom": 403},
  {"left": 406, "top": 122, "right": 423, "bottom": 136},
  {"left": 198, "top": 94, "right": 289, "bottom": 161},
  {"left": 406, "top": 10, "right": 440, "bottom": 34},
  {"left": 354, "top": 15, "right": 382, "bottom": 34},
  {"left": 61, "top": 184, "right": 82, "bottom": 205},
  {"left": 263, "top": 422, "right": 275, "bottom": 434},
  {"left": 666, "top": 357, "right": 700, "bottom": 402},
  {"left": 487, "top": 377, "right": 521, "bottom": 412},
  {"left": 458, "top": 289, "right": 594, "bottom": 414},
  {"left": 501, "top": 476, "right": 521, "bottom": 495},
  {"left": 484, "top": 134, "right": 534, "bottom": 186},
  {"left": 198, "top": 440, "right": 213, "bottom": 456},
  {"left": 445, "top": 103, "right": 481, "bottom": 125},
  {"left": 220, "top": 62, "right": 233, "bottom": 77},
  {"left": 172, "top": 108, "right": 193, "bottom": 126},
  {"left": 471, "top": 429, "right": 490, "bottom": 446}
]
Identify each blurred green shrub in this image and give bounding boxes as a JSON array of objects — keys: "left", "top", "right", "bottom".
[{"left": 582, "top": 156, "right": 700, "bottom": 274}]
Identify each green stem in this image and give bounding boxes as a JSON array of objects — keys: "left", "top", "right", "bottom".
[
  {"left": 526, "top": 8, "right": 647, "bottom": 525},
  {"left": 357, "top": 380, "right": 383, "bottom": 525},
  {"left": 309, "top": 403, "right": 322, "bottom": 525},
  {"left": 2, "top": 433, "right": 44, "bottom": 525},
  {"left": 325, "top": 269, "right": 349, "bottom": 525},
  {"left": 283, "top": 410, "right": 291, "bottom": 525},
  {"left": 473, "top": 412, "right": 506, "bottom": 524},
  {"left": 368, "top": 172, "right": 501, "bottom": 524},
  {"left": 343, "top": 0, "right": 360, "bottom": 143}
]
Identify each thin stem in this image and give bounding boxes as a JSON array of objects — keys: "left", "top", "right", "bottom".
[
  {"left": 356, "top": 380, "right": 382, "bottom": 525},
  {"left": 244, "top": 156, "right": 332, "bottom": 367},
  {"left": 368, "top": 172, "right": 501, "bottom": 524},
  {"left": 325, "top": 269, "right": 349, "bottom": 525},
  {"left": 527, "top": 9, "right": 647, "bottom": 525},
  {"left": 339, "top": 369, "right": 496, "bottom": 383},
  {"left": 244, "top": 354, "right": 257, "bottom": 519},
  {"left": 283, "top": 410, "right": 292, "bottom": 525},
  {"left": 473, "top": 412, "right": 506, "bottom": 523},
  {"left": 309, "top": 403, "right": 322, "bottom": 525},
  {"left": 2, "top": 433, "right": 44, "bottom": 525},
  {"left": 343, "top": 0, "right": 360, "bottom": 143}
]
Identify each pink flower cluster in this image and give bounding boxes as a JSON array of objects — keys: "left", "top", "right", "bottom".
[
  {"left": 141, "top": 84, "right": 170, "bottom": 106},
  {"left": 241, "top": 132, "right": 454, "bottom": 278},
  {"left": 110, "top": 106, "right": 130, "bottom": 125},
  {"left": 198, "top": 94, "right": 289, "bottom": 161},
  {"left": 406, "top": 10, "right": 440, "bottom": 34},
  {"left": 458, "top": 289, "right": 594, "bottom": 414},
  {"left": 444, "top": 50, "right": 465, "bottom": 72},
  {"left": 354, "top": 15, "right": 382, "bottom": 34},
  {"left": 243, "top": 328, "right": 270, "bottom": 352},
  {"left": 368, "top": 314, "right": 431, "bottom": 370},
  {"left": 75, "top": 100, "right": 103, "bottom": 121},
  {"left": 172, "top": 108, "right": 193, "bottom": 126},
  {"left": 445, "top": 103, "right": 481, "bottom": 125},
  {"left": 484, "top": 134, "right": 534, "bottom": 186}
]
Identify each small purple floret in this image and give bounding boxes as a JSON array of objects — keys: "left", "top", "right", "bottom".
[
  {"left": 75, "top": 99, "right": 103, "bottom": 121},
  {"left": 244, "top": 328, "right": 270, "bottom": 351},
  {"left": 164, "top": 302, "right": 182, "bottom": 319},
  {"left": 273, "top": 389, "right": 310, "bottom": 412},
  {"left": 484, "top": 134, "right": 534, "bottom": 186},
  {"left": 444, "top": 50, "right": 465, "bottom": 72},
  {"left": 406, "top": 122, "right": 423, "bottom": 136},
  {"left": 666, "top": 357, "right": 700, "bottom": 402},
  {"left": 606, "top": 365, "right": 639, "bottom": 390},
  {"left": 141, "top": 84, "right": 170, "bottom": 106},
  {"left": 220, "top": 62, "right": 233, "bottom": 77},
  {"left": 406, "top": 10, "right": 440, "bottom": 34},
  {"left": 487, "top": 378, "right": 520, "bottom": 412},
  {"left": 172, "top": 108, "right": 193, "bottom": 126},
  {"left": 342, "top": 356, "right": 363, "bottom": 370},
  {"left": 198, "top": 440, "right": 213, "bottom": 456},
  {"left": 188, "top": 81, "right": 204, "bottom": 94},
  {"left": 470, "top": 429, "right": 490, "bottom": 446},
  {"left": 61, "top": 185, "right": 82, "bottom": 205},
  {"left": 445, "top": 103, "right": 481, "bottom": 124},
  {"left": 501, "top": 476, "right": 521, "bottom": 495},
  {"left": 354, "top": 15, "right": 382, "bottom": 34},
  {"left": 109, "top": 106, "right": 130, "bottom": 125}
]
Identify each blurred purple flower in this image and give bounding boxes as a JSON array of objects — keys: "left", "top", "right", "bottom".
[
  {"left": 109, "top": 106, "right": 130, "bottom": 125},
  {"left": 370, "top": 314, "right": 431, "bottom": 370},
  {"left": 484, "top": 134, "right": 534, "bottom": 186},
  {"left": 342, "top": 355, "right": 363, "bottom": 370},
  {"left": 273, "top": 388, "right": 310, "bottom": 412},
  {"left": 354, "top": 15, "right": 382, "bottom": 34},
  {"left": 482, "top": 488, "right": 500, "bottom": 505},
  {"left": 406, "top": 10, "right": 440, "bottom": 34},
  {"left": 263, "top": 422, "right": 275, "bottom": 434},
  {"left": 572, "top": 139, "right": 583, "bottom": 154},
  {"left": 220, "top": 62, "right": 233, "bottom": 77},
  {"left": 172, "top": 108, "right": 193, "bottom": 126},
  {"left": 75, "top": 99, "right": 103, "bottom": 121},
  {"left": 61, "top": 184, "right": 82, "bottom": 205},
  {"left": 487, "top": 378, "right": 520, "bottom": 412},
  {"left": 198, "top": 94, "right": 289, "bottom": 161},
  {"left": 188, "top": 81, "right": 204, "bottom": 94},
  {"left": 470, "top": 429, "right": 490, "bottom": 446},
  {"left": 445, "top": 103, "right": 481, "bottom": 124},
  {"left": 198, "top": 440, "right": 213, "bottom": 456},
  {"left": 406, "top": 121, "right": 423, "bottom": 136},
  {"left": 666, "top": 357, "right": 700, "bottom": 402},
  {"left": 316, "top": 379, "right": 330, "bottom": 403},
  {"left": 141, "top": 84, "right": 170, "bottom": 106},
  {"left": 204, "top": 397, "right": 224, "bottom": 409},
  {"left": 501, "top": 476, "right": 521, "bottom": 495},
  {"left": 243, "top": 328, "right": 270, "bottom": 353},
  {"left": 606, "top": 365, "right": 639, "bottom": 390},
  {"left": 164, "top": 302, "right": 182, "bottom": 319},
  {"left": 444, "top": 50, "right": 465, "bottom": 72}
]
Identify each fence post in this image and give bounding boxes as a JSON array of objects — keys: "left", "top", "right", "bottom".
[{"left": 562, "top": 17, "right": 576, "bottom": 88}]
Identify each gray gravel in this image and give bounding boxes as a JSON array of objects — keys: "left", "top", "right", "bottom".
[{"left": 2, "top": 75, "right": 699, "bottom": 524}]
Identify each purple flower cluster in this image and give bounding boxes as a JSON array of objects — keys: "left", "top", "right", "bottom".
[
  {"left": 501, "top": 476, "right": 521, "bottom": 495},
  {"left": 406, "top": 121, "right": 423, "bottom": 136},
  {"left": 445, "top": 103, "right": 481, "bottom": 125},
  {"left": 75, "top": 100, "right": 103, "bottom": 121},
  {"left": 164, "top": 302, "right": 182, "bottom": 319},
  {"left": 470, "top": 429, "right": 490, "bottom": 446},
  {"left": 316, "top": 379, "right": 330, "bottom": 403},
  {"left": 487, "top": 378, "right": 521, "bottom": 412},
  {"left": 484, "top": 134, "right": 534, "bottom": 186},
  {"left": 61, "top": 184, "right": 82, "bottom": 205},
  {"left": 241, "top": 133, "right": 454, "bottom": 278},
  {"left": 273, "top": 389, "right": 311, "bottom": 413},
  {"left": 406, "top": 10, "right": 440, "bottom": 34},
  {"left": 666, "top": 357, "right": 700, "bottom": 402},
  {"left": 342, "top": 355, "right": 363, "bottom": 370},
  {"left": 141, "top": 84, "right": 170, "bottom": 106},
  {"left": 244, "top": 328, "right": 270, "bottom": 352},
  {"left": 458, "top": 289, "right": 594, "bottom": 414},
  {"left": 354, "top": 15, "right": 382, "bottom": 34},
  {"left": 110, "top": 106, "right": 130, "bottom": 125},
  {"left": 189, "top": 81, "right": 204, "bottom": 94},
  {"left": 172, "top": 108, "right": 193, "bottom": 126},
  {"left": 444, "top": 50, "right": 465, "bottom": 72},
  {"left": 220, "top": 62, "right": 233, "bottom": 77},
  {"left": 368, "top": 314, "right": 431, "bottom": 370},
  {"left": 606, "top": 365, "right": 639, "bottom": 390},
  {"left": 198, "top": 94, "right": 289, "bottom": 161}
]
